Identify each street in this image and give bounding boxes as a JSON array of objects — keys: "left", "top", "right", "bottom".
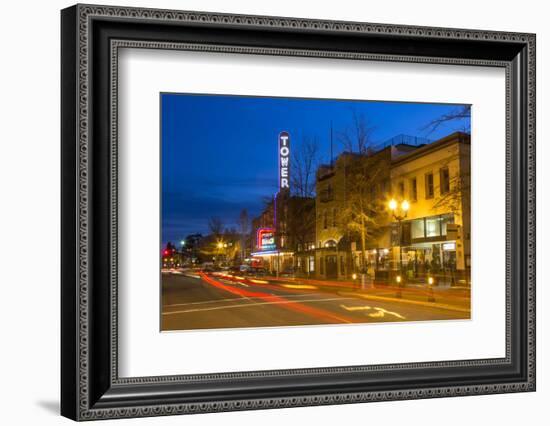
[{"left": 161, "top": 271, "right": 470, "bottom": 331}]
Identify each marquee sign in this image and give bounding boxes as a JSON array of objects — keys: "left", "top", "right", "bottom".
[
  {"left": 279, "top": 131, "right": 290, "bottom": 190},
  {"left": 257, "top": 227, "right": 276, "bottom": 251}
]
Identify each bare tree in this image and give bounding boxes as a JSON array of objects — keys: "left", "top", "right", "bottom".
[
  {"left": 422, "top": 108, "right": 471, "bottom": 214},
  {"left": 422, "top": 105, "right": 471, "bottom": 135},
  {"left": 337, "top": 153, "right": 388, "bottom": 273},
  {"left": 432, "top": 157, "right": 471, "bottom": 215},
  {"left": 207, "top": 216, "right": 224, "bottom": 238},
  {"left": 337, "top": 110, "right": 376, "bottom": 154},
  {"left": 291, "top": 135, "right": 320, "bottom": 197}
]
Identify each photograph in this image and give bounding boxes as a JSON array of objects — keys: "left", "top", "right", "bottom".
[
  {"left": 160, "top": 94, "right": 472, "bottom": 331},
  {"left": 57, "top": 3, "right": 536, "bottom": 420}
]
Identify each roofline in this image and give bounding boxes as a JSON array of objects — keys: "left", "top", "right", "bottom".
[{"left": 391, "top": 132, "right": 470, "bottom": 166}]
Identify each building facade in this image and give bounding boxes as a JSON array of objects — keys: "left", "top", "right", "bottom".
[
  {"left": 250, "top": 131, "right": 471, "bottom": 285},
  {"left": 390, "top": 131, "right": 471, "bottom": 284},
  {"left": 251, "top": 191, "right": 316, "bottom": 276},
  {"left": 314, "top": 148, "right": 397, "bottom": 280}
]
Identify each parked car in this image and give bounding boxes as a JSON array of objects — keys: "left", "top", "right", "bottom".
[{"left": 239, "top": 264, "right": 252, "bottom": 273}]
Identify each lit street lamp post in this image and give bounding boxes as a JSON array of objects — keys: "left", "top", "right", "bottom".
[
  {"left": 389, "top": 198, "right": 410, "bottom": 284},
  {"left": 216, "top": 241, "right": 228, "bottom": 265}
]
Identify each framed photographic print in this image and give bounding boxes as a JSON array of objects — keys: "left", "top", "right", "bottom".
[{"left": 61, "top": 4, "right": 536, "bottom": 421}]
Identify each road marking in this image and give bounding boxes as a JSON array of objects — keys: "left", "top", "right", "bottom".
[
  {"left": 340, "top": 305, "right": 372, "bottom": 311},
  {"left": 340, "top": 304, "right": 406, "bottom": 320},
  {"left": 199, "top": 272, "right": 355, "bottom": 323},
  {"left": 162, "top": 297, "right": 355, "bottom": 315},
  {"left": 369, "top": 307, "right": 406, "bottom": 320},
  {"left": 164, "top": 293, "right": 320, "bottom": 308},
  {"left": 339, "top": 292, "right": 471, "bottom": 314},
  {"left": 219, "top": 278, "right": 249, "bottom": 287}
]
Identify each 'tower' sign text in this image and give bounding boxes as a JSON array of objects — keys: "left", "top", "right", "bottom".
[{"left": 279, "top": 131, "right": 290, "bottom": 190}]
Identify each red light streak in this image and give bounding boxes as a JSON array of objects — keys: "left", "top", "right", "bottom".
[{"left": 198, "top": 272, "right": 353, "bottom": 324}]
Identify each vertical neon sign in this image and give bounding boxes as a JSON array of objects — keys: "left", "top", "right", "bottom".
[{"left": 279, "top": 131, "right": 290, "bottom": 191}]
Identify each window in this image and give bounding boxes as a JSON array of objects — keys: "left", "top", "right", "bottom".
[
  {"left": 320, "top": 183, "right": 334, "bottom": 202},
  {"left": 425, "top": 172, "right": 434, "bottom": 199},
  {"left": 320, "top": 257, "right": 324, "bottom": 274},
  {"left": 410, "top": 214, "right": 454, "bottom": 240},
  {"left": 332, "top": 208, "right": 337, "bottom": 227},
  {"left": 411, "top": 218, "right": 425, "bottom": 239},
  {"left": 441, "top": 214, "right": 454, "bottom": 235},
  {"left": 323, "top": 211, "right": 328, "bottom": 229},
  {"left": 410, "top": 178, "right": 417, "bottom": 201},
  {"left": 398, "top": 181, "right": 405, "bottom": 198},
  {"left": 309, "top": 256, "right": 315, "bottom": 272},
  {"left": 440, "top": 167, "right": 450, "bottom": 195},
  {"left": 425, "top": 216, "right": 440, "bottom": 237}
]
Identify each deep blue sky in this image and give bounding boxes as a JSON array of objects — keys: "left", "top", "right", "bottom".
[{"left": 161, "top": 93, "right": 469, "bottom": 245}]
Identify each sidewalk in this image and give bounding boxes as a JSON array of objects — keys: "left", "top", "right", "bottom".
[{"left": 262, "top": 275, "right": 471, "bottom": 313}]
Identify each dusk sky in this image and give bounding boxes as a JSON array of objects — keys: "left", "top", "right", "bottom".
[{"left": 161, "top": 94, "right": 470, "bottom": 245}]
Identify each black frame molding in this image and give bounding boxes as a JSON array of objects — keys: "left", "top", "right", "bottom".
[{"left": 61, "top": 4, "right": 535, "bottom": 421}]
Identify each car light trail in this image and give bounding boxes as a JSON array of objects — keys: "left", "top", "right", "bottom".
[
  {"left": 281, "top": 284, "right": 318, "bottom": 290},
  {"left": 199, "top": 272, "right": 354, "bottom": 324},
  {"left": 248, "top": 279, "right": 269, "bottom": 284}
]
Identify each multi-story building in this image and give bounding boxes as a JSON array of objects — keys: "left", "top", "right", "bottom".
[
  {"left": 314, "top": 143, "right": 417, "bottom": 280},
  {"left": 251, "top": 191, "right": 316, "bottom": 275},
  {"left": 249, "top": 131, "right": 470, "bottom": 284},
  {"left": 389, "top": 131, "right": 470, "bottom": 284},
  {"left": 313, "top": 131, "right": 470, "bottom": 284}
]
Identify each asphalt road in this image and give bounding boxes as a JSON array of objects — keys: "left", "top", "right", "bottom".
[{"left": 161, "top": 271, "right": 469, "bottom": 331}]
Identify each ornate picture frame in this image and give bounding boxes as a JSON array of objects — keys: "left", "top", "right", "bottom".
[{"left": 61, "top": 4, "right": 535, "bottom": 420}]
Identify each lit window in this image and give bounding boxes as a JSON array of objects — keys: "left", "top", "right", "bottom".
[
  {"left": 411, "top": 218, "right": 425, "bottom": 239},
  {"left": 425, "top": 172, "right": 434, "bottom": 199},
  {"left": 426, "top": 217, "right": 441, "bottom": 237},
  {"left": 440, "top": 167, "right": 450, "bottom": 195},
  {"left": 410, "top": 178, "right": 417, "bottom": 201}
]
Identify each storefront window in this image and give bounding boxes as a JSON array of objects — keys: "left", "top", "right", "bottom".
[
  {"left": 441, "top": 214, "right": 454, "bottom": 235},
  {"left": 309, "top": 256, "right": 315, "bottom": 272},
  {"left": 411, "top": 218, "right": 425, "bottom": 239},
  {"left": 426, "top": 217, "right": 440, "bottom": 237}
]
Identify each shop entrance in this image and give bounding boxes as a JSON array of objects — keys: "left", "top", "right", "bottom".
[{"left": 325, "top": 255, "right": 337, "bottom": 279}]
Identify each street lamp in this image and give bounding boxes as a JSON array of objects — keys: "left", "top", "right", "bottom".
[
  {"left": 389, "top": 198, "right": 410, "bottom": 282},
  {"left": 216, "top": 241, "right": 229, "bottom": 265}
]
